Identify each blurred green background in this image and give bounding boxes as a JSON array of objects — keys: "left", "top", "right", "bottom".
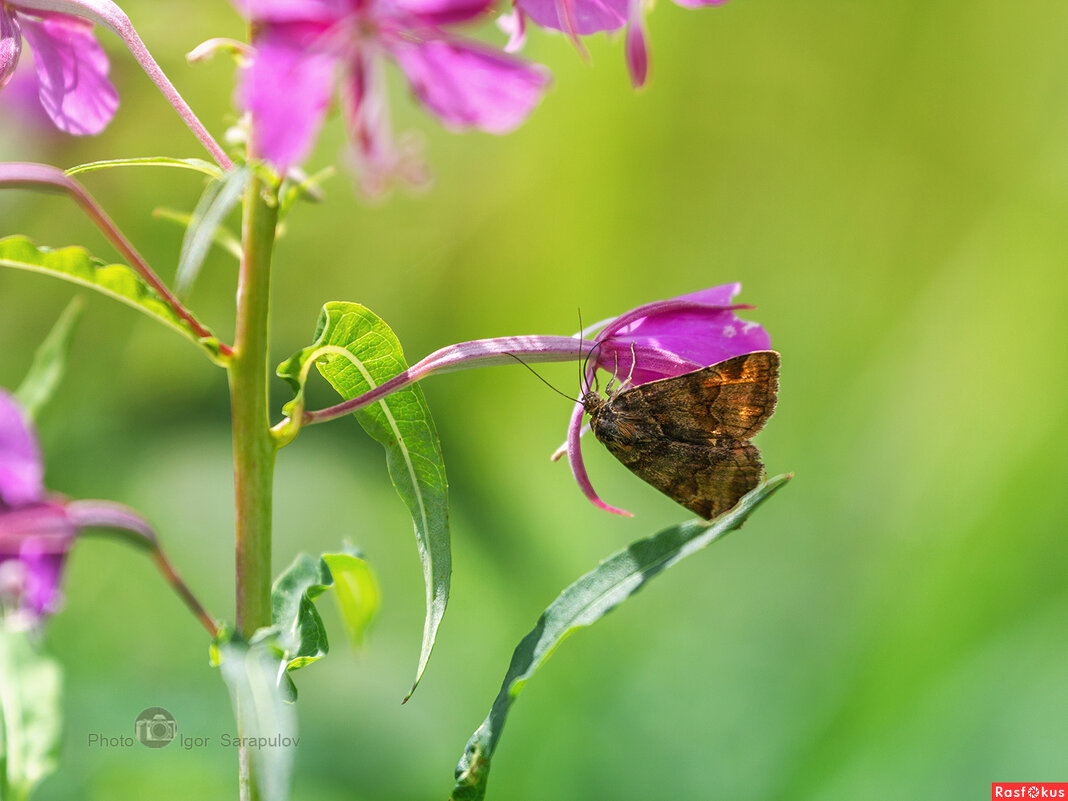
[{"left": 2, "top": 0, "right": 1067, "bottom": 798}]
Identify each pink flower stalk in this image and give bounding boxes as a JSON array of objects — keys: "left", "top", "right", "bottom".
[
  {"left": 0, "top": 2, "right": 118, "bottom": 134},
  {"left": 234, "top": 0, "right": 550, "bottom": 188},
  {"left": 0, "top": 389, "right": 216, "bottom": 632},
  {"left": 513, "top": 0, "right": 727, "bottom": 87},
  {"left": 565, "top": 284, "right": 770, "bottom": 515},
  {"left": 284, "top": 286, "right": 767, "bottom": 518}
]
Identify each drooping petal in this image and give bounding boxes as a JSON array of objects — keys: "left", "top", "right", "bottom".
[
  {"left": 624, "top": 0, "right": 648, "bottom": 87},
  {"left": 516, "top": 0, "right": 627, "bottom": 35},
  {"left": 593, "top": 285, "right": 771, "bottom": 385},
  {"left": 0, "top": 391, "right": 44, "bottom": 508},
  {"left": 0, "top": 502, "right": 76, "bottom": 618},
  {"left": 390, "top": 37, "right": 549, "bottom": 134},
  {"left": 230, "top": 0, "right": 349, "bottom": 23},
  {"left": 0, "top": 5, "right": 22, "bottom": 89},
  {"left": 565, "top": 393, "right": 632, "bottom": 517},
  {"left": 19, "top": 12, "right": 117, "bottom": 135},
  {"left": 387, "top": 0, "right": 494, "bottom": 26},
  {"left": 342, "top": 48, "right": 429, "bottom": 196},
  {"left": 240, "top": 23, "right": 338, "bottom": 170}
]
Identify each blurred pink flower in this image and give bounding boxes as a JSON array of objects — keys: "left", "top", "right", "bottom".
[
  {"left": 0, "top": 2, "right": 117, "bottom": 134},
  {"left": 234, "top": 0, "right": 550, "bottom": 188},
  {"left": 514, "top": 0, "right": 727, "bottom": 86},
  {"left": 0, "top": 389, "right": 158, "bottom": 623}
]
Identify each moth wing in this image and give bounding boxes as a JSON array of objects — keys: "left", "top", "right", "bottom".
[
  {"left": 600, "top": 437, "right": 765, "bottom": 521},
  {"left": 609, "top": 351, "right": 779, "bottom": 442}
]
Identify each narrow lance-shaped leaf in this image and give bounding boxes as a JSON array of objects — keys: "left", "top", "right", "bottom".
[
  {"left": 0, "top": 236, "right": 226, "bottom": 364},
  {"left": 278, "top": 302, "right": 450, "bottom": 702},
  {"left": 0, "top": 629, "right": 63, "bottom": 801},
  {"left": 14, "top": 297, "right": 83, "bottom": 420},
  {"left": 449, "top": 475, "right": 792, "bottom": 801},
  {"left": 176, "top": 166, "right": 250, "bottom": 297},
  {"left": 154, "top": 208, "right": 243, "bottom": 261},
  {"left": 65, "top": 157, "right": 223, "bottom": 179}
]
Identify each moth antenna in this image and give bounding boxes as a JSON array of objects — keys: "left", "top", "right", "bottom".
[{"left": 501, "top": 352, "right": 582, "bottom": 404}]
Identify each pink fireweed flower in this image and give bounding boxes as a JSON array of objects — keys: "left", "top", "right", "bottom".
[
  {"left": 513, "top": 0, "right": 727, "bottom": 87},
  {"left": 0, "top": 2, "right": 117, "bottom": 134},
  {"left": 564, "top": 284, "right": 771, "bottom": 516},
  {"left": 0, "top": 389, "right": 216, "bottom": 633},
  {"left": 0, "top": 0, "right": 120, "bottom": 135},
  {"left": 234, "top": 0, "right": 550, "bottom": 188},
  {"left": 3, "top": 0, "right": 231, "bottom": 166}
]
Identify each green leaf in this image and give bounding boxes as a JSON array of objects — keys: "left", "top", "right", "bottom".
[
  {"left": 0, "top": 236, "right": 225, "bottom": 365},
  {"left": 215, "top": 635, "right": 297, "bottom": 801},
  {"left": 0, "top": 629, "right": 63, "bottom": 801},
  {"left": 176, "top": 167, "right": 250, "bottom": 297},
  {"left": 65, "top": 157, "right": 223, "bottom": 180},
  {"left": 154, "top": 208, "right": 242, "bottom": 261},
  {"left": 449, "top": 475, "right": 792, "bottom": 801},
  {"left": 322, "top": 551, "right": 379, "bottom": 647},
  {"left": 14, "top": 297, "right": 83, "bottom": 421},
  {"left": 278, "top": 302, "right": 450, "bottom": 701},
  {"left": 271, "top": 548, "right": 379, "bottom": 676}
]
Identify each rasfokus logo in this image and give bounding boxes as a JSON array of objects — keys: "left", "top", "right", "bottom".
[{"left": 992, "top": 784, "right": 1068, "bottom": 799}]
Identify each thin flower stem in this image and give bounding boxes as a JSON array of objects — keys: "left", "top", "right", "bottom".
[
  {"left": 14, "top": 0, "right": 233, "bottom": 169},
  {"left": 151, "top": 549, "right": 219, "bottom": 638},
  {"left": 274, "top": 335, "right": 591, "bottom": 433},
  {"left": 67, "top": 500, "right": 220, "bottom": 637},
  {"left": 0, "top": 163, "right": 234, "bottom": 358}
]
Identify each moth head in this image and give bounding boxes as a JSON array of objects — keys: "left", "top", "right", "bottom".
[{"left": 581, "top": 391, "right": 604, "bottom": 415}]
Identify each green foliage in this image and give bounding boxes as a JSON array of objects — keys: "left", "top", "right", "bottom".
[
  {"left": 0, "top": 629, "right": 63, "bottom": 801},
  {"left": 64, "top": 157, "right": 223, "bottom": 180},
  {"left": 270, "top": 547, "right": 379, "bottom": 679},
  {"left": 175, "top": 167, "right": 250, "bottom": 297},
  {"left": 14, "top": 297, "right": 83, "bottom": 421},
  {"left": 0, "top": 236, "right": 225, "bottom": 364},
  {"left": 450, "top": 476, "right": 791, "bottom": 801},
  {"left": 279, "top": 302, "right": 450, "bottom": 701}
]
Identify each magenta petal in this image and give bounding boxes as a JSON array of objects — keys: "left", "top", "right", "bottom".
[
  {"left": 240, "top": 24, "right": 337, "bottom": 170},
  {"left": 19, "top": 13, "right": 117, "bottom": 135},
  {"left": 231, "top": 0, "right": 348, "bottom": 22},
  {"left": 0, "top": 391, "right": 44, "bottom": 508},
  {"left": 0, "top": 502, "right": 76, "bottom": 618},
  {"left": 624, "top": 7, "right": 648, "bottom": 87},
  {"left": 387, "top": 0, "right": 495, "bottom": 26},
  {"left": 0, "top": 5, "right": 22, "bottom": 89},
  {"left": 391, "top": 37, "right": 549, "bottom": 134},
  {"left": 565, "top": 398, "right": 632, "bottom": 517},
  {"left": 516, "top": 0, "right": 627, "bottom": 35},
  {"left": 593, "top": 284, "right": 771, "bottom": 384}
]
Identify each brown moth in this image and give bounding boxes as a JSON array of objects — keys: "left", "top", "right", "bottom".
[{"left": 583, "top": 350, "right": 780, "bottom": 520}]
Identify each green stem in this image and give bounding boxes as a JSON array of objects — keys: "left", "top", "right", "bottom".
[{"left": 229, "top": 171, "right": 279, "bottom": 801}]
